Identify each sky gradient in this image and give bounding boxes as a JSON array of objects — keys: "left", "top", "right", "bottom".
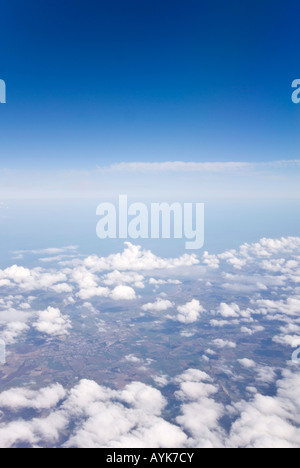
[
  {"left": 0, "top": 0, "right": 299, "bottom": 171},
  {"left": 0, "top": 1, "right": 300, "bottom": 259},
  {"left": 2, "top": 3, "right": 300, "bottom": 452}
]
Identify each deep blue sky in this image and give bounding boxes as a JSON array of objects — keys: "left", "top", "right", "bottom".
[{"left": 0, "top": 0, "right": 299, "bottom": 170}]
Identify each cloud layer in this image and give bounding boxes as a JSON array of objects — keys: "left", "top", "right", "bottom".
[
  {"left": 0, "top": 236, "right": 300, "bottom": 447},
  {"left": 0, "top": 365, "right": 299, "bottom": 448}
]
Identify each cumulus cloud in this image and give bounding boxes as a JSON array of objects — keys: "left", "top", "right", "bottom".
[
  {"left": 102, "top": 270, "right": 145, "bottom": 289},
  {"left": 212, "top": 339, "right": 236, "bottom": 349},
  {"left": 149, "top": 278, "right": 181, "bottom": 286},
  {"left": 110, "top": 285, "right": 136, "bottom": 301},
  {"left": 0, "top": 265, "right": 69, "bottom": 293},
  {"left": 238, "top": 358, "right": 256, "bottom": 369},
  {"left": 241, "top": 325, "right": 264, "bottom": 335},
  {"left": 153, "top": 374, "right": 169, "bottom": 388},
  {"left": 72, "top": 266, "right": 110, "bottom": 300},
  {"left": 62, "top": 244, "right": 198, "bottom": 300},
  {"left": 174, "top": 369, "right": 225, "bottom": 448},
  {"left": 238, "top": 359, "right": 276, "bottom": 385},
  {"left": 210, "top": 302, "right": 255, "bottom": 328},
  {"left": 125, "top": 354, "right": 142, "bottom": 363},
  {"left": 0, "top": 372, "right": 199, "bottom": 448},
  {"left": 142, "top": 298, "right": 174, "bottom": 312},
  {"left": 83, "top": 242, "right": 199, "bottom": 273},
  {"left": 0, "top": 236, "right": 300, "bottom": 448},
  {"left": 202, "top": 252, "right": 220, "bottom": 269},
  {"left": 175, "top": 300, "right": 204, "bottom": 324},
  {"left": 216, "top": 303, "right": 241, "bottom": 318},
  {"left": 0, "top": 415, "right": 67, "bottom": 448},
  {"left": 227, "top": 369, "right": 300, "bottom": 448},
  {"left": 1, "top": 322, "right": 29, "bottom": 344},
  {"left": 62, "top": 379, "right": 188, "bottom": 449},
  {"left": 0, "top": 365, "right": 300, "bottom": 448},
  {"left": 33, "top": 307, "right": 71, "bottom": 336},
  {"left": 0, "top": 384, "right": 66, "bottom": 411}
]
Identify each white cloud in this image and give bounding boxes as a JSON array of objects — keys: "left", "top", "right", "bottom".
[
  {"left": 102, "top": 270, "right": 145, "bottom": 289},
  {"left": 83, "top": 242, "right": 199, "bottom": 273},
  {"left": 0, "top": 412, "right": 68, "bottom": 448},
  {"left": 63, "top": 379, "right": 187, "bottom": 449},
  {"left": 227, "top": 369, "right": 300, "bottom": 448},
  {"left": 216, "top": 303, "right": 240, "bottom": 318},
  {"left": 174, "top": 369, "right": 225, "bottom": 448},
  {"left": 72, "top": 266, "right": 110, "bottom": 300},
  {"left": 101, "top": 161, "right": 252, "bottom": 173},
  {"left": 1, "top": 322, "right": 29, "bottom": 344},
  {"left": 175, "top": 300, "right": 204, "bottom": 324},
  {"left": 33, "top": 307, "right": 71, "bottom": 336},
  {"left": 273, "top": 334, "right": 300, "bottom": 348},
  {"left": 238, "top": 359, "right": 276, "bottom": 385},
  {"left": 0, "top": 265, "right": 69, "bottom": 293},
  {"left": 181, "top": 330, "right": 196, "bottom": 337},
  {"left": 212, "top": 339, "right": 236, "bottom": 349},
  {"left": 241, "top": 325, "right": 264, "bottom": 335},
  {"left": 13, "top": 246, "right": 78, "bottom": 257},
  {"left": 0, "top": 384, "right": 66, "bottom": 411},
  {"left": 98, "top": 160, "right": 300, "bottom": 177},
  {"left": 202, "top": 252, "right": 220, "bottom": 269},
  {"left": 0, "top": 236, "right": 300, "bottom": 448},
  {"left": 210, "top": 319, "right": 235, "bottom": 328},
  {"left": 142, "top": 298, "right": 174, "bottom": 312},
  {"left": 0, "top": 365, "right": 300, "bottom": 448},
  {"left": 238, "top": 358, "right": 256, "bottom": 369},
  {"left": 153, "top": 374, "right": 169, "bottom": 388},
  {"left": 110, "top": 285, "right": 136, "bottom": 301},
  {"left": 125, "top": 354, "right": 141, "bottom": 363},
  {"left": 149, "top": 278, "right": 181, "bottom": 286}
]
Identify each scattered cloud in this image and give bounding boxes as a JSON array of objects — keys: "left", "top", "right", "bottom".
[
  {"left": 0, "top": 364, "right": 299, "bottom": 448},
  {"left": 110, "top": 285, "right": 136, "bottom": 301},
  {"left": 142, "top": 298, "right": 174, "bottom": 312},
  {"left": 0, "top": 384, "right": 66, "bottom": 411},
  {"left": 175, "top": 300, "right": 205, "bottom": 324},
  {"left": 1, "top": 322, "right": 30, "bottom": 344},
  {"left": 33, "top": 307, "right": 71, "bottom": 336},
  {"left": 212, "top": 339, "right": 237, "bottom": 349},
  {"left": 0, "top": 236, "right": 300, "bottom": 447}
]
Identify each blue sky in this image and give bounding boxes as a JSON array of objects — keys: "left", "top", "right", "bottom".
[
  {"left": 0, "top": 0, "right": 299, "bottom": 171},
  {"left": 0, "top": 1, "right": 300, "bottom": 259},
  {"left": 2, "top": 3, "right": 300, "bottom": 451}
]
